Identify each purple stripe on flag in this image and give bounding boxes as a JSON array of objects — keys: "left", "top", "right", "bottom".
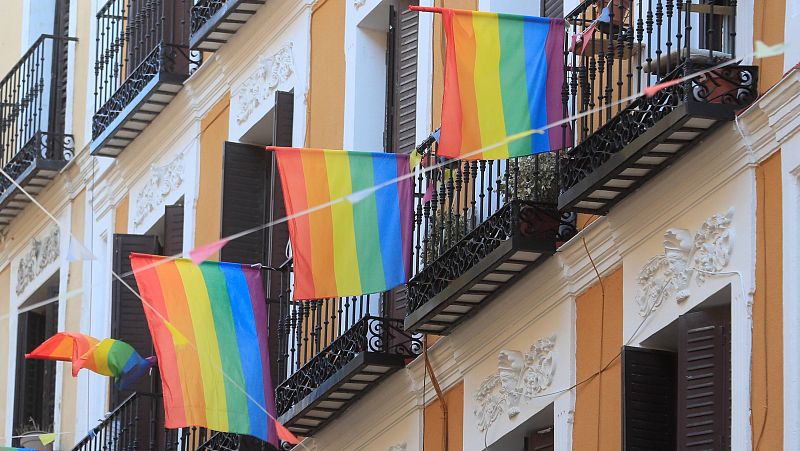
[
  {"left": 396, "top": 155, "right": 414, "bottom": 279},
  {"left": 544, "top": 19, "right": 572, "bottom": 150}
]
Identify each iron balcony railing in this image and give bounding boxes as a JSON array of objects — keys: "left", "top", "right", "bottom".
[
  {"left": 406, "top": 139, "right": 576, "bottom": 316},
  {"left": 274, "top": 263, "right": 422, "bottom": 417},
  {"left": 0, "top": 34, "right": 73, "bottom": 193},
  {"left": 93, "top": 0, "right": 198, "bottom": 140}
]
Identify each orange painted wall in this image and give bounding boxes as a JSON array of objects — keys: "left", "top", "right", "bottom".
[
  {"left": 196, "top": 95, "right": 230, "bottom": 254},
  {"left": 752, "top": 151, "right": 783, "bottom": 450},
  {"left": 753, "top": 0, "right": 786, "bottom": 91},
  {"left": 572, "top": 266, "right": 623, "bottom": 450},
  {"left": 114, "top": 195, "right": 129, "bottom": 234},
  {"left": 424, "top": 381, "right": 464, "bottom": 451},
  {"left": 306, "top": 0, "right": 346, "bottom": 148}
]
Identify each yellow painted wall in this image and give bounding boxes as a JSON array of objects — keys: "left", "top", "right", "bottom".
[
  {"left": 752, "top": 151, "right": 783, "bottom": 450},
  {"left": 0, "top": 1, "right": 23, "bottom": 76},
  {"left": 753, "top": 0, "right": 786, "bottom": 91},
  {"left": 423, "top": 381, "right": 463, "bottom": 451},
  {"left": 572, "top": 266, "right": 623, "bottom": 450},
  {"left": 196, "top": 95, "right": 230, "bottom": 252},
  {"left": 59, "top": 189, "right": 86, "bottom": 449},
  {"left": 305, "top": 0, "right": 346, "bottom": 148},
  {"left": 0, "top": 266, "right": 11, "bottom": 440},
  {"left": 71, "top": 0, "right": 94, "bottom": 149},
  {"left": 114, "top": 195, "right": 129, "bottom": 234}
]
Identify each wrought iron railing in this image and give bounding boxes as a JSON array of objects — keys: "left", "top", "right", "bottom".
[
  {"left": 275, "top": 314, "right": 422, "bottom": 415},
  {"left": 560, "top": 0, "right": 757, "bottom": 190},
  {"left": 407, "top": 139, "right": 576, "bottom": 312},
  {"left": 93, "top": 0, "right": 198, "bottom": 139},
  {"left": 190, "top": 0, "right": 229, "bottom": 34},
  {"left": 0, "top": 35, "right": 73, "bottom": 192}
]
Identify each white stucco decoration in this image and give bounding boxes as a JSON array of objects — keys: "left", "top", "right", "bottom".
[
  {"left": 16, "top": 225, "right": 60, "bottom": 295},
  {"left": 474, "top": 335, "right": 556, "bottom": 432},
  {"left": 635, "top": 208, "right": 734, "bottom": 316},
  {"left": 234, "top": 43, "right": 295, "bottom": 125},
  {"left": 354, "top": 0, "right": 367, "bottom": 7},
  {"left": 387, "top": 443, "right": 406, "bottom": 451},
  {"left": 133, "top": 151, "right": 185, "bottom": 227}
]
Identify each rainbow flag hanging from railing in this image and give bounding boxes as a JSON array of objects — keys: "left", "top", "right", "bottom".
[
  {"left": 269, "top": 147, "right": 413, "bottom": 300},
  {"left": 130, "top": 254, "right": 289, "bottom": 446},
  {"left": 414, "top": 7, "right": 570, "bottom": 159}
]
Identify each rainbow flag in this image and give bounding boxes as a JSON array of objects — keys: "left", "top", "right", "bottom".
[
  {"left": 270, "top": 147, "right": 413, "bottom": 300},
  {"left": 26, "top": 332, "right": 155, "bottom": 389},
  {"left": 130, "top": 254, "right": 281, "bottom": 445},
  {"left": 417, "top": 7, "right": 569, "bottom": 159}
]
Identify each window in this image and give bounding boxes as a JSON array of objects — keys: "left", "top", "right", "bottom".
[{"left": 540, "top": 0, "right": 563, "bottom": 18}]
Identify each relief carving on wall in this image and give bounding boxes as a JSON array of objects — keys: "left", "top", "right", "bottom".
[
  {"left": 234, "top": 43, "right": 294, "bottom": 125},
  {"left": 133, "top": 152, "right": 185, "bottom": 227},
  {"left": 635, "top": 209, "right": 734, "bottom": 316},
  {"left": 474, "top": 335, "right": 556, "bottom": 432},
  {"left": 354, "top": 0, "right": 367, "bottom": 7},
  {"left": 16, "top": 226, "right": 60, "bottom": 295},
  {"left": 386, "top": 443, "right": 406, "bottom": 451}
]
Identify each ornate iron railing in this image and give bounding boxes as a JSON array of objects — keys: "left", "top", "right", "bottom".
[
  {"left": 190, "top": 0, "right": 229, "bottom": 34},
  {"left": 0, "top": 35, "right": 72, "bottom": 190},
  {"left": 407, "top": 139, "right": 576, "bottom": 313},
  {"left": 275, "top": 314, "right": 421, "bottom": 415},
  {"left": 560, "top": 0, "right": 757, "bottom": 190},
  {"left": 93, "top": 0, "right": 199, "bottom": 139}
]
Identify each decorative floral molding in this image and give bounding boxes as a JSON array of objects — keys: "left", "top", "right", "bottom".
[
  {"left": 354, "top": 0, "right": 367, "bottom": 7},
  {"left": 133, "top": 152, "right": 185, "bottom": 227},
  {"left": 474, "top": 336, "right": 556, "bottom": 432},
  {"left": 387, "top": 443, "right": 406, "bottom": 451},
  {"left": 16, "top": 226, "right": 60, "bottom": 295},
  {"left": 635, "top": 209, "right": 734, "bottom": 316},
  {"left": 234, "top": 43, "right": 294, "bottom": 125}
]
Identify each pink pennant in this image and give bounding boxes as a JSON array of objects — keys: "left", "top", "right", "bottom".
[
  {"left": 581, "top": 22, "right": 598, "bottom": 54},
  {"left": 643, "top": 77, "right": 683, "bottom": 97},
  {"left": 188, "top": 239, "right": 229, "bottom": 265},
  {"left": 422, "top": 181, "right": 434, "bottom": 204},
  {"left": 275, "top": 420, "right": 300, "bottom": 444}
]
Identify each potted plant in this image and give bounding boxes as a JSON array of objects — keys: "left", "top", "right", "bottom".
[{"left": 15, "top": 418, "right": 54, "bottom": 451}]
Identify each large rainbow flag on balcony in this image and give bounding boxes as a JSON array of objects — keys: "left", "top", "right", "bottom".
[
  {"left": 413, "top": 7, "right": 570, "bottom": 159},
  {"left": 130, "top": 254, "right": 297, "bottom": 446},
  {"left": 269, "top": 147, "right": 413, "bottom": 300}
]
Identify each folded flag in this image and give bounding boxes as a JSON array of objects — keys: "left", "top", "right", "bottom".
[
  {"left": 77, "top": 338, "right": 157, "bottom": 390},
  {"left": 268, "top": 147, "right": 413, "bottom": 300},
  {"left": 414, "top": 7, "right": 570, "bottom": 159},
  {"left": 130, "top": 254, "right": 287, "bottom": 446},
  {"left": 26, "top": 332, "right": 155, "bottom": 389}
]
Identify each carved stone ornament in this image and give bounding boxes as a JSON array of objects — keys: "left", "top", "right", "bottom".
[
  {"left": 474, "top": 335, "right": 556, "bottom": 432},
  {"left": 387, "top": 443, "right": 406, "bottom": 451},
  {"left": 16, "top": 226, "right": 60, "bottom": 295},
  {"left": 133, "top": 152, "right": 185, "bottom": 227},
  {"left": 354, "top": 0, "right": 367, "bottom": 7},
  {"left": 635, "top": 209, "right": 734, "bottom": 316},
  {"left": 234, "top": 43, "right": 294, "bottom": 125}
]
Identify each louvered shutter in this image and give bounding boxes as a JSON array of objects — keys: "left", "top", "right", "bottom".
[
  {"left": 541, "top": 0, "right": 563, "bottom": 18},
  {"left": 677, "top": 306, "right": 731, "bottom": 449},
  {"left": 111, "top": 234, "right": 161, "bottom": 406},
  {"left": 13, "top": 307, "right": 57, "bottom": 432},
  {"left": 268, "top": 91, "right": 293, "bottom": 299},
  {"left": 621, "top": 346, "right": 677, "bottom": 450},
  {"left": 163, "top": 204, "right": 184, "bottom": 256},
  {"left": 386, "top": 2, "right": 419, "bottom": 154},
  {"left": 526, "top": 427, "right": 555, "bottom": 450}
]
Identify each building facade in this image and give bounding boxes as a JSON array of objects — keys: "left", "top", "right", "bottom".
[{"left": 0, "top": 0, "right": 795, "bottom": 450}]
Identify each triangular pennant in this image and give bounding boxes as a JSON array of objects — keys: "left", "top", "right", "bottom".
[
  {"left": 67, "top": 236, "right": 96, "bottom": 261},
  {"left": 39, "top": 432, "right": 56, "bottom": 445},
  {"left": 188, "top": 239, "right": 229, "bottom": 265}
]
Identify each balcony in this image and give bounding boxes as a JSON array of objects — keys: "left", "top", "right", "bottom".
[
  {"left": 190, "top": 0, "right": 267, "bottom": 52},
  {"left": 404, "top": 146, "right": 576, "bottom": 335},
  {"left": 0, "top": 35, "right": 73, "bottom": 230},
  {"left": 275, "top": 267, "right": 421, "bottom": 436},
  {"left": 91, "top": 0, "right": 199, "bottom": 157},
  {"left": 558, "top": 0, "right": 758, "bottom": 214}
]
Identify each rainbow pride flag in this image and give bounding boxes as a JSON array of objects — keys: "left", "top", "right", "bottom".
[
  {"left": 416, "top": 7, "right": 570, "bottom": 159},
  {"left": 26, "top": 332, "right": 155, "bottom": 389},
  {"left": 130, "top": 254, "right": 281, "bottom": 445},
  {"left": 270, "top": 147, "right": 413, "bottom": 300}
]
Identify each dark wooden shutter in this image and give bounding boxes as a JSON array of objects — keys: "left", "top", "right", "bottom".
[
  {"left": 13, "top": 304, "right": 58, "bottom": 433},
  {"left": 163, "top": 203, "right": 184, "bottom": 256},
  {"left": 541, "top": 0, "right": 563, "bottom": 18},
  {"left": 111, "top": 234, "right": 161, "bottom": 406},
  {"left": 677, "top": 306, "right": 731, "bottom": 449},
  {"left": 621, "top": 346, "right": 677, "bottom": 450},
  {"left": 268, "top": 91, "right": 293, "bottom": 298},
  {"left": 386, "top": 1, "right": 418, "bottom": 154},
  {"left": 48, "top": 0, "right": 70, "bottom": 140},
  {"left": 526, "top": 427, "right": 554, "bottom": 451}
]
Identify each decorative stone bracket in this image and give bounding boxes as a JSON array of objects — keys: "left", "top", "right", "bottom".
[
  {"left": 234, "top": 43, "right": 294, "bottom": 125},
  {"left": 635, "top": 208, "right": 734, "bottom": 316},
  {"left": 133, "top": 151, "right": 185, "bottom": 228},
  {"left": 474, "top": 335, "right": 556, "bottom": 432}
]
